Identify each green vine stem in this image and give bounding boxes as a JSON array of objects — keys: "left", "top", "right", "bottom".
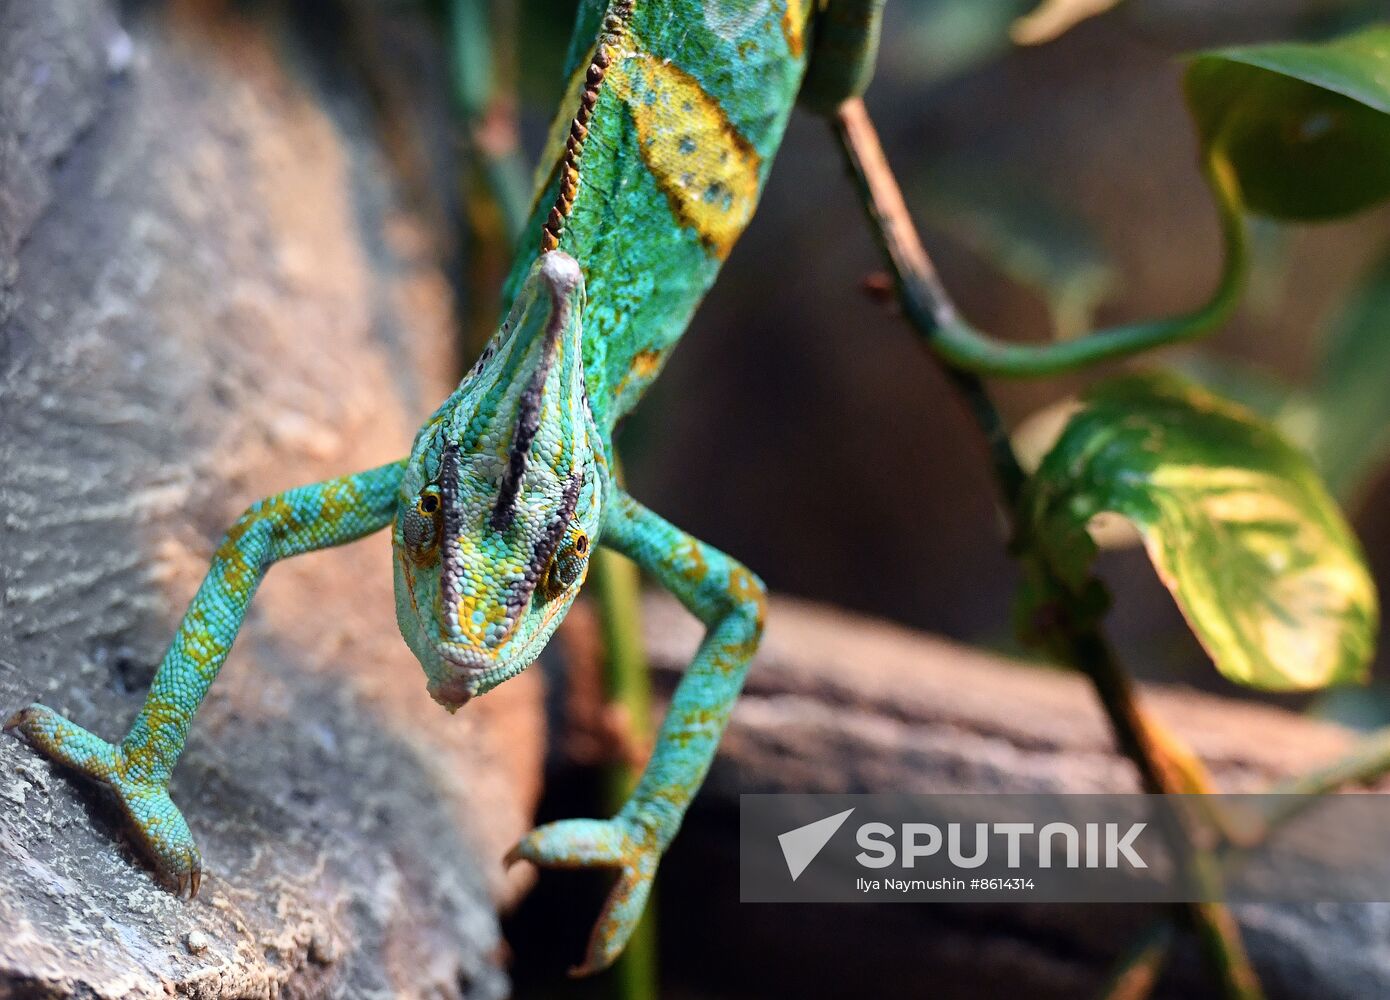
[
  {"left": 448, "top": 0, "right": 529, "bottom": 237},
  {"left": 831, "top": 96, "right": 1264, "bottom": 1000},
  {"left": 835, "top": 102, "right": 1248, "bottom": 378},
  {"left": 1238, "top": 725, "right": 1390, "bottom": 838},
  {"left": 591, "top": 540, "right": 659, "bottom": 999}
]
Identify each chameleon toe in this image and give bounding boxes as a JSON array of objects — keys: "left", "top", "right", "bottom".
[{"left": 511, "top": 817, "right": 660, "bottom": 975}]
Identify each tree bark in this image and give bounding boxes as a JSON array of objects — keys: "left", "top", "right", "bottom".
[{"left": 0, "top": 2, "right": 541, "bottom": 996}]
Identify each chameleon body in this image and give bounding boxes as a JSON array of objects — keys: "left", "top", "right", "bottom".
[{"left": 7, "top": 0, "right": 883, "bottom": 975}]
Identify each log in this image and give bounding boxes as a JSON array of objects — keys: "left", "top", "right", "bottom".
[
  {"left": 0, "top": 2, "right": 541, "bottom": 996},
  {"left": 640, "top": 595, "right": 1390, "bottom": 1000}
]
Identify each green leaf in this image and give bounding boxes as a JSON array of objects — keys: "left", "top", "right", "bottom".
[
  {"left": 1025, "top": 373, "right": 1378, "bottom": 691},
  {"left": 1311, "top": 246, "right": 1390, "bottom": 501},
  {"left": 1184, "top": 27, "right": 1390, "bottom": 220}
]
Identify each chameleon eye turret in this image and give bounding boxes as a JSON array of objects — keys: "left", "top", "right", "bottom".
[
  {"left": 543, "top": 530, "right": 591, "bottom": 599},
  {"left": 402, "top": 486, "right": 442, "bottom": 557}
]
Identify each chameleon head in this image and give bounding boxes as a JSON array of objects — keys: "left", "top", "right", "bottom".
[{"left": 392, "top": 251, "right": 606, "bottom": 711}]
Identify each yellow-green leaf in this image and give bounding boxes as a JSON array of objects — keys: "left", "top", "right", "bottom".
[
  {"left": 1025, "top": 373, "right": 1378, "bottom": 691},
  {"left": 1184, "top": 26, "right": 1390, "bottom": 220}
]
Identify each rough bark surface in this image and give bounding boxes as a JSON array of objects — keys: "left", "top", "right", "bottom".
[
  {"left": 0, "top": 2, "right": 542, "bottom": 997},
  {"left": 643, "top": 595, "right": 1390, "bottom": 1000}
]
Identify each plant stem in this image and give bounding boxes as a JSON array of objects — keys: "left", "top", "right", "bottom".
[
  {"left": 592, "top": 501, "right": 659, "bottom": 1000},
  {"left": 831, "top": 96, "right": 1263, "bottom": 1000},
  {"left": 1097, "top": 918, "right": 1174, "bottom": 1000},
  {"left": 1253, "top": 724, "right": 1390, "bottom": 832},
  {"left": 448, "top": 0, "right": 530, "bottom": 238},
  {"left": 832, "top": 98, "right": 1247, "bottom": 378}
]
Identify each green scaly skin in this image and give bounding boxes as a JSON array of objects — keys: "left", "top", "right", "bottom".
[{"left": 6, "top": 0, "right": 885, "bottom": 975}]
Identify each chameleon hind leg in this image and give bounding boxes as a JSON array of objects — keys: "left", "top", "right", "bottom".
[
  {"left": 6, "top": 459, "right": 406, "bottom": 894},
  {"left": 508, "top": 489, "right": 766, "bottom": 976}
]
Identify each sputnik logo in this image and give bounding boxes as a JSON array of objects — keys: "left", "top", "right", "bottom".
[{"left": 777, "top": 808, "right": 855, "bottom": 881}]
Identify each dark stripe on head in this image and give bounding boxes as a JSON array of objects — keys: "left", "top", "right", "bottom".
[
  {"left": 503, "top": 471, "right": 583, "bottom": 623},
  {"left": 489, "top": 293, "right": 570, "bottom": 531},
  {"left": 439, "top": 444, "right": 465, "bottom": 633}
]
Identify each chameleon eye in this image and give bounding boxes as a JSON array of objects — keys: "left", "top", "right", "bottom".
[
  {"left": 403, "top": 486, "right": 443, "bottom": 556},
  {"left": 543, "top": 532, "right": 590, "bottom": 598}
]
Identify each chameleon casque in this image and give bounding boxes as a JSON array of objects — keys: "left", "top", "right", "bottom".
[{"left": 6, "top": 0, "right": 885, "bottom": 976}]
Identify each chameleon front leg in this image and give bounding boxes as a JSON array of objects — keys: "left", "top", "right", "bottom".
[
  {"left": 6, "top": 459, "right": 406, "bottom": 894},
  {"left": 508, "top": 489, "right": 766, "bottom": 976}
]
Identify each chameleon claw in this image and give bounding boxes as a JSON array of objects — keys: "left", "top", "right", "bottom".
[
  {"left": 7, "top": 702, "right": 205, "bottom": 899},
  {"left": 510, "top": 817, "right": 660, "bottom": 976}
]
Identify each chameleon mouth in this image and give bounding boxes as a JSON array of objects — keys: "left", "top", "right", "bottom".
[
  {"left": 427, "top": 644, "right": 494, "bottom": 710},
  {"left": 428, "top": 588, "right": 576, "bottom": 711}
]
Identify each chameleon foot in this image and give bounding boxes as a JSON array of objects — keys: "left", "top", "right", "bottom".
[
  {"left": 5, "top": 704, "right": 203, "bottom": 896},
  {"left": 506, "top": 816, "right": 659, "bottom": 976}
]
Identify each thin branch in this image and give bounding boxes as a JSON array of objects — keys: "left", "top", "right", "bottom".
[
  {"left": 833, "top": 98, "right": 1248, "bottom": 378},
  {"left": 448, "top": 0, "right": 531, "bottom": 356},
  {"left": 1240, "top": 725, "right": 1390, "bottom": 838},
  {"left": 593, "top": 477, "right": 660, "bottom": 998}
]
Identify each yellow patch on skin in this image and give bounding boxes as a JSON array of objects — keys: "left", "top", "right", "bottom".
[
  {"left": 781, "top": 0, "right": 808, "bottom": 57},
  {"left": 630, "top": 348, "right": 662, "bottom": 380},
  {"left": 675, "top": 536, "right": 710, "bottom": 583},
  {"left": 728, "top": 564, "right": 768, "bottom": 630},
  {"left": 315, "top": 480, "right": 359, "bottom": 527},
  {"left": 615, "top": 348, "right": 664, "bottom": 399},
  {"left": 455, "top": 591, "right": 506, "bottom": 645},
  {"left": 176, "top": 608, "right": 222, "bottom": 676},
  {"left": 607, "top": 51, "right": 762, "bottom": 259}
]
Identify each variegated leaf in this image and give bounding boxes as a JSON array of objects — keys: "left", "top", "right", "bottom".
[{"left": 1024, "top": 373, "right": 1378, "bottom": 690}]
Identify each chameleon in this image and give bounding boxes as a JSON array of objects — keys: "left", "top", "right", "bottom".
[{"left": 6, "top": 0, "right": 888, "bottom": 976}]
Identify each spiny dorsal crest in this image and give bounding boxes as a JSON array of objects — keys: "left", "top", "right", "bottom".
[{"left": 540, "top": 0, "right": 636, "bottom": 254}]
